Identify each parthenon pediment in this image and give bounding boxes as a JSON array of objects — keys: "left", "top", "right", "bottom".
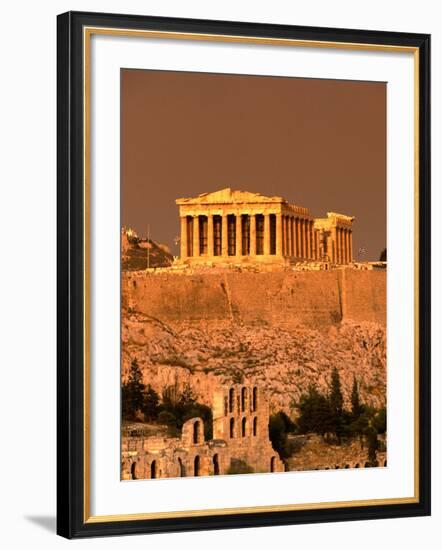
[{"left": 176, "top": 187, "right": 284, "bottom": 205}]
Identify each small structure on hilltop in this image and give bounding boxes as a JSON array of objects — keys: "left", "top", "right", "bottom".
[
  {"left": 121, "top": 384, "right": 284, "bottom": 480},
  {"left": 176, "top": 188, "right": 355, "bottom": 266}
]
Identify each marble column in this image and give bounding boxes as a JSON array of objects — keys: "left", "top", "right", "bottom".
[
  {"left": 250, "top": 213, "right": 257, "bottom": 256},
  {"left": 311, "top": 223, "right": 315, "bottom": 259},
  {"left": 290, "top": 217, "right": 295, "bottom": 257},
  {"left": 193, "top": 215, "right": 200, "bottom": 257},
  {"left": 339, "top": 228, "right": 344, "bottom": 264},
  {"left": 221, "top": 214, "right": 228, "bottom": 257},
  {"left": 344, "top": 229, "right": 349, "bottom": 264},
  {"left": 305, "top": 220, "right": 310, "bottom": 259},
  {"left": 332, "top": 228, "right": 337, "bottom": 263},
  {"left": 337, "top": 227, "right": 341, "bottom": 264},
  {"left": 286, "top": 216, "right": 290, "bottom": 256},
  {"left": 327, "top": 233, "right": 334, "bottom": 262},
  {"left": 276, "top": 213, "right": 283, "bottom": 256},
  {"left": 298, "top": 219, "right": 303, "bottom": 258},
  {"left": 180, "top": 216, "right": 188, "bottom": 259},
  {"left": 264, "top": 213, "right": 271, "bottom": 256},
  {"left": 313, "top": 228, "right": 317, "bottom": 260},
  {"left": 207, "top": 214, "right": 214, "bottom": 258},
  {"left": 287, "top": 216, "right": 292, "bottom": 257},
  {"left": 349, "top": 231, "right": 353, "bottom": 262},
  {"left": 342, "top": 228, "right": 346, "bottom": 264},
  {"left": 235, "top": 214, "right": 242, "bottom": 257},
  {"left": 295, "top": 218, "right": 301, "bottom": 257},
  {"left": 304, "top": 220, "right": 309, "bottom": 260},
  {"left": 340, "top": 228, "right": 344, "bottom": 264}
]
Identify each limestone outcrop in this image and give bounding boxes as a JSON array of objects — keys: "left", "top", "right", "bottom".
[{"left": 122, "top": 312, "right": 386, "bottom": 415}]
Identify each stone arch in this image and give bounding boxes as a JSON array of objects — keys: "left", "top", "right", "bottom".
[
  {"left": 384, "top": 459, "right": 387, "bottom": 467},
  {"left": 229, "top": 388, "right": 235, "bottom": 413},
  {"left": 194, "top": 455, "right": 200, "bottom": 477},
  {"left": 131, "top": 462, "right": 137, "bottom": 480},
  {"left": 193, "top": 420, "right": 201, "bottom": 444},
  {"left": 241, "top": 387, "right": 247, "bottom": 412},
  {"left": 344, "top": 464, "right": 350, "bottom": 469},
  {"left": 230, "top": 417, "right": 235, "bottom": 438},
  {"left": 252, "top": 387, "right": 258, "bottom": 412},
  {"left": 182, "top": 417, "right": 205, "bottom": 447},
  {"left": 253, "top": 416, "right": 258, "bottom": 436},
  {"left": 364, "top": 462, "right": 370, "bottom": 468},
  {"left": 213, "top": 454, "right": 220, "bottom": 475},
  {"left": 150, "top": 460, "right": 157, "bottom": 479},
  {"left": 355, "top": 463, "right": 360, "bottom": 468},
  {"left": 241, "top": 417, "right": 247, "bottom": 437},
  {"left": 270, "top": 456, "right": 276, "bottom": 473}
]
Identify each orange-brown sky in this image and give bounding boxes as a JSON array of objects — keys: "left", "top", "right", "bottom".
[{"left": 121, "top": 69, "right": 386, "bottom": 261}]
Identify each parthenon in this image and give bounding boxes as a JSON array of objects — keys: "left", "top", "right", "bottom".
[{"left": 176, "top": 188, "right": 354, "bottom": 265}]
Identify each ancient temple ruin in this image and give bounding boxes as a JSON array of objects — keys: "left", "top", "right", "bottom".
[
  {"left": 176, "top": 188, "right": 354, "bottom": 265},
  {"left": 121, "top": 384, "right": 284, "bottom": 480}
]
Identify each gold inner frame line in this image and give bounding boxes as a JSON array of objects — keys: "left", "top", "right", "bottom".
[{"left": 82, "top": 26, "right": 420, "bottom": 524}]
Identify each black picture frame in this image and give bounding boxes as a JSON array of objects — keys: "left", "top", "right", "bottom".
[{"left": 57, "top": 10, "right": 431, "bottom": 539}]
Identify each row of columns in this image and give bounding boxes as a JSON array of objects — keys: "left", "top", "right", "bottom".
[
  {"left": 334, "top": 226, "right": 353, "bottom": 264},
  {"left": 180, "top": 213, "right": 352, "bottom": 263},
  {"left": 281, "top": 215, "right": 318, "bottom": 260},
  {"left": 181, "top": 213, "right": 280, "bottom": 259}
]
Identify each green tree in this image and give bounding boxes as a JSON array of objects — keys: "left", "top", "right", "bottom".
[
  {"left": 158, "top": 385, "right": 213, "bottom": 439},
  {"left": 269, "top": 413, "right": 289, "bottom": 458},
  {"left": 157, "top": 410, "right": 177, "bottom": 427},
  {"left": 373, "top": 407, "right": 387, "bottom": 434},
  {"left": 142, "top": 385, "right": 160, "bottom": 422},
  {"left": 329, "top": 368, "right": 344, "bottom": 442},
  {"left": 178, "top": 383, "right": 196, "bottom": 408},
  {"left": 365, "top": 425, "right": 379, "bottom": 465},
  {"left": 122, "top": 358, "right": 145, "bottom": 420},
  {"left": 276, "top": 411, "right": 296, "bottom": 433},
  {"left": 296, "top": 385, "right": 332, "bottom": 437},
  {"left": 348, "top": 412, "right": 370, "bottom": 447},
  {"left": 350, "top": 376, "right": 362, "bottom": 420}
]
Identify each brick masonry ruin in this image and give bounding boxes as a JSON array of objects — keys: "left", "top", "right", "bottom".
[{"left": 122, "top": 384, "right": 284, "bottom": 480}]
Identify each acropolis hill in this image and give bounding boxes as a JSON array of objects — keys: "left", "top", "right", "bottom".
[{"left": 121, "top": 188, "right": 386, "bottom": 417}]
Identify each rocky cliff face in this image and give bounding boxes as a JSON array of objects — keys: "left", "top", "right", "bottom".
[{"left": 122, "top": 310, "right": 386, "bottom": 416}]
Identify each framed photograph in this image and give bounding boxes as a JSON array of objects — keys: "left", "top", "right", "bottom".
[{"left": 57, "top": 11, "right": 431, "bottom": 538}]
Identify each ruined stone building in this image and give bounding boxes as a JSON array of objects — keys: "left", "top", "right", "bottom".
[
  {"left": 122, "top": 385, "right": 284, "bottom": 480},
  {"left": 176, "top": 188, "right": 354, "bottom": 265}
]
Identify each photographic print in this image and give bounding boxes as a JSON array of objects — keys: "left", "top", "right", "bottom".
[
  {"left": 120, "top": 69, "right": 387, "bottom": 481},
  {"left": 57, "top": 12, "right": 430, "bottom": 537}
]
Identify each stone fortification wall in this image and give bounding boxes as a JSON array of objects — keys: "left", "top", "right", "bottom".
[{"left": 123, "top": 269, "right": 386, "bottom": 329}]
